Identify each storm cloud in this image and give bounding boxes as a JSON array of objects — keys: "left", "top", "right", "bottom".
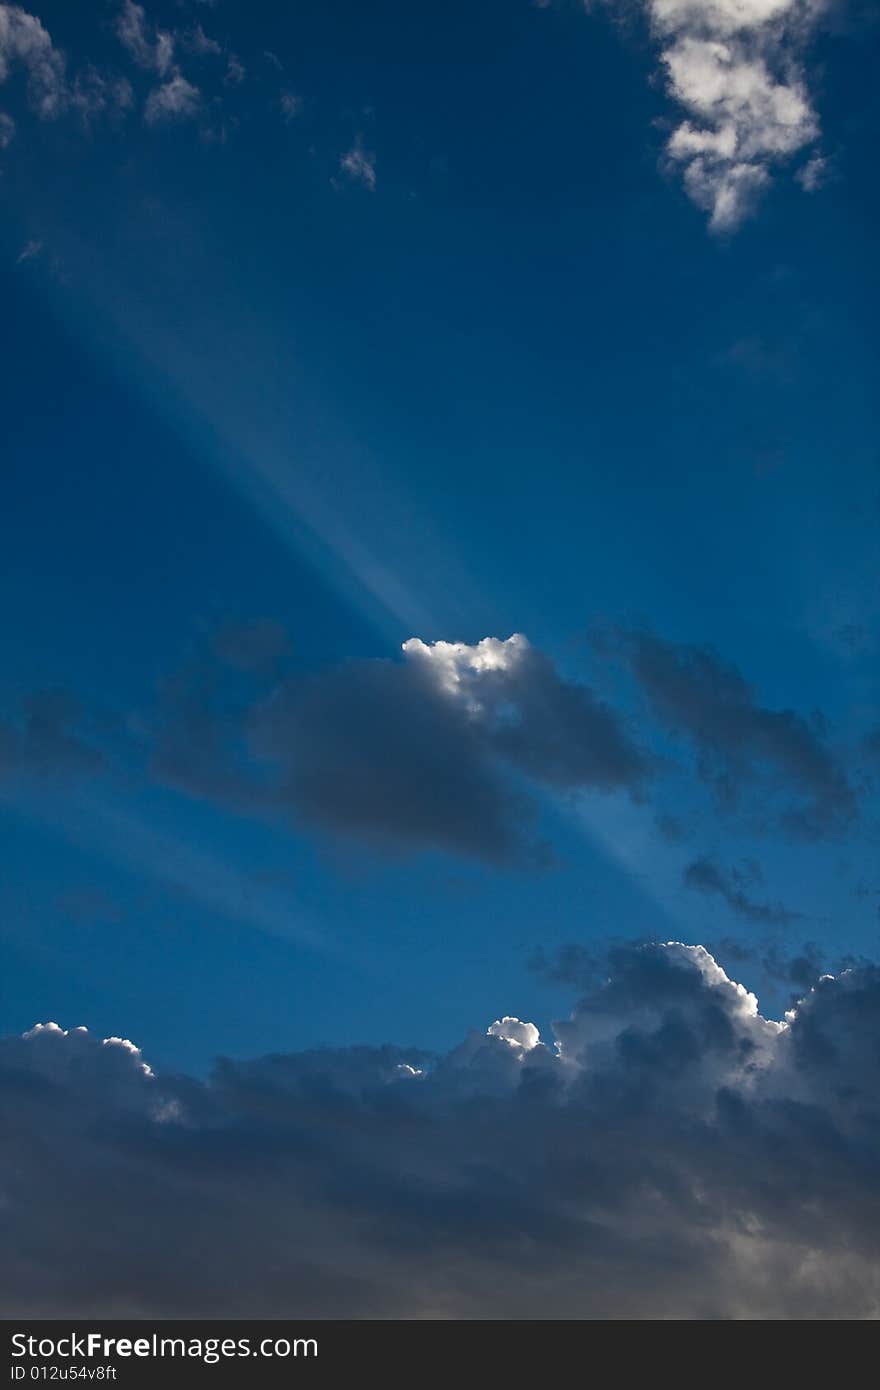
[
  {"left": 154, "top": 633, "right": 649, "bottom": 865},
  {"left": 5, "top": 941, "right": 880, "bottom": 1318}
]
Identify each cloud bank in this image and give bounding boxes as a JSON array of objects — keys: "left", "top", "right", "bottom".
[{"left": 5, "top": 941, "right": 880, "bottom": 1317}]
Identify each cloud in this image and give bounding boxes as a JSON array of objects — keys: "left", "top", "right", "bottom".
[
  {"left": 339, "top": 134, "right": 376, "bottom": 190},
  {"left": 0, "top": 3, "right": 67, "bottom": 119},
  {"left": 404, "top": 635, "right": 648, "bottom": 790},
  {"left": 144, "top": 71, "right": 200, "bottom": 125},
  {"left": 7, "top": 941, "right": 880, "bottom": 1316},
  {"left": 610, "top": 0, "right": 824, "bottom": 228},
  {"left": 115, "top": 0, "right": 174, "bottom": 77},
  {"left": 609, "top": 628, "right": 856, "bottom": 836},
  {"left": 280, "top": 88, "right": 301, "bottom": 121},
  {"left": 223, "top": 54, "right": 245, "bottom": 87},
  {"left": 69, "top": 66, "right": 133, "bottom": 125},
  {"left": 796, "top": 150, "right": 830, "bottom": 191},
  {"left": 152, "top": 630, "right": 648, "bottom": 864},
  {"left": 185, "top": 24, "right": 221, "bottom": 59},
  {"left": 0, "top": 4, "right": 146, "bottom": 139},
  {"left": 15, "top": 235, "right": 41, "bottom": 262},
  {"left": 114, "top": 1, "right": 202, "bottom": 125},
  {"left": 683, "top": 854, "right": 804, "bottom": 923}
]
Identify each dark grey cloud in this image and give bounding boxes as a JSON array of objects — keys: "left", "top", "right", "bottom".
[
  {"left": 153, "top": 631, "right": 649, "bottom": 865},
  {"left": 6, "top": 941, "right": 880, "bottom": 1318},
  {"left": 607, "top": 628, "right": 857, "bottom": 837},
  {"left": 683, "top": 855, "right": 804, "bottom": 925}
]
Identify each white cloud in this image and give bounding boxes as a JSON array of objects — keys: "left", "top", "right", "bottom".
[
  {"left": 186, "top": 23, "right": 221, "bottom": 58},
  {"left": 797, "top": 150, "right": 829, "bottom": 191},
  {"left": 0, "top": 4, "right": 143, "bottom": 140},
  {"left": 0, "top": 3, "right": 67, "bottom": 119},
  {"left": 115, "top": 0, "right": 174, "bottom": 77},
  {"left": 144, "top": 71, "right": 200, "bottom": 125},
  {"left": 618, "top": 0, "right": 824, "bottom": 228},
  {"left": 486, "top": 1015, "right": 542, "bottom": 1052},
  {"left": 339, "top": 134, "right": 376, "bottom": 191},
  {"left": 403, "top": 633, "right": 529, "bottom": 705}
]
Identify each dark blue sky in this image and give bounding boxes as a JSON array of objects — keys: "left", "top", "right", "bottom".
[{"left": 1, "top": 0, "right": 878, "bottom": 1073}]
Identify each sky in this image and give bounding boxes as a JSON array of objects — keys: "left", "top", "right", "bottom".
[{"left": 1, "top": 0, "right": 880, "bottom": 1318}]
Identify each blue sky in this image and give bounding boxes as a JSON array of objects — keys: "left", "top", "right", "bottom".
[{"left": 1, "top": 0, "right": 879, "bottom": 1081}]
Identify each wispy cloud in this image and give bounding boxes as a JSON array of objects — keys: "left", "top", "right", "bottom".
[
  {"left": 339, "top": 134, "right": 376, "bottom": 190},
  {"left": 144, "top": 69, "right": 200, "bottom": 125},
  {"left": 114, "top": 2, "right": 203, "bottom": 125},
  {"left": 0, "top": 2, "right": 67, "bottom": 119},
  {"left": 796, "top": 150, "right": 830, "bottom": 191},
  {"left": 15, "top": 236, "right": 42, "bottom": 263},
  {"left": 115, "top": 0, "right": 173, "bottom": 76},
  {"left": 279, "top": 87, "right": 301, "bottom": 121},
  {"left": 223, "top": 54, "right": 245, "bottom": 87}
]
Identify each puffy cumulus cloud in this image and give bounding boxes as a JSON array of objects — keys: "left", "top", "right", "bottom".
[
  {"left": 607, "top": 628, "right": 856, "bottom": 837},
  {"left": 153, "top": 630, "right": 648, "bottom": 864},
  {"left": 553, "top": 941, "right": 784, "bottom": 1110},
  {"left": 486, "top": 1015, "right": 542, "bottom": 1052},
  {"left": 7, "top": 941, "right": 880, "bottom": 1317},
  {"left": 619, "top": 0, "right": 824, "bottom": 228}
]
